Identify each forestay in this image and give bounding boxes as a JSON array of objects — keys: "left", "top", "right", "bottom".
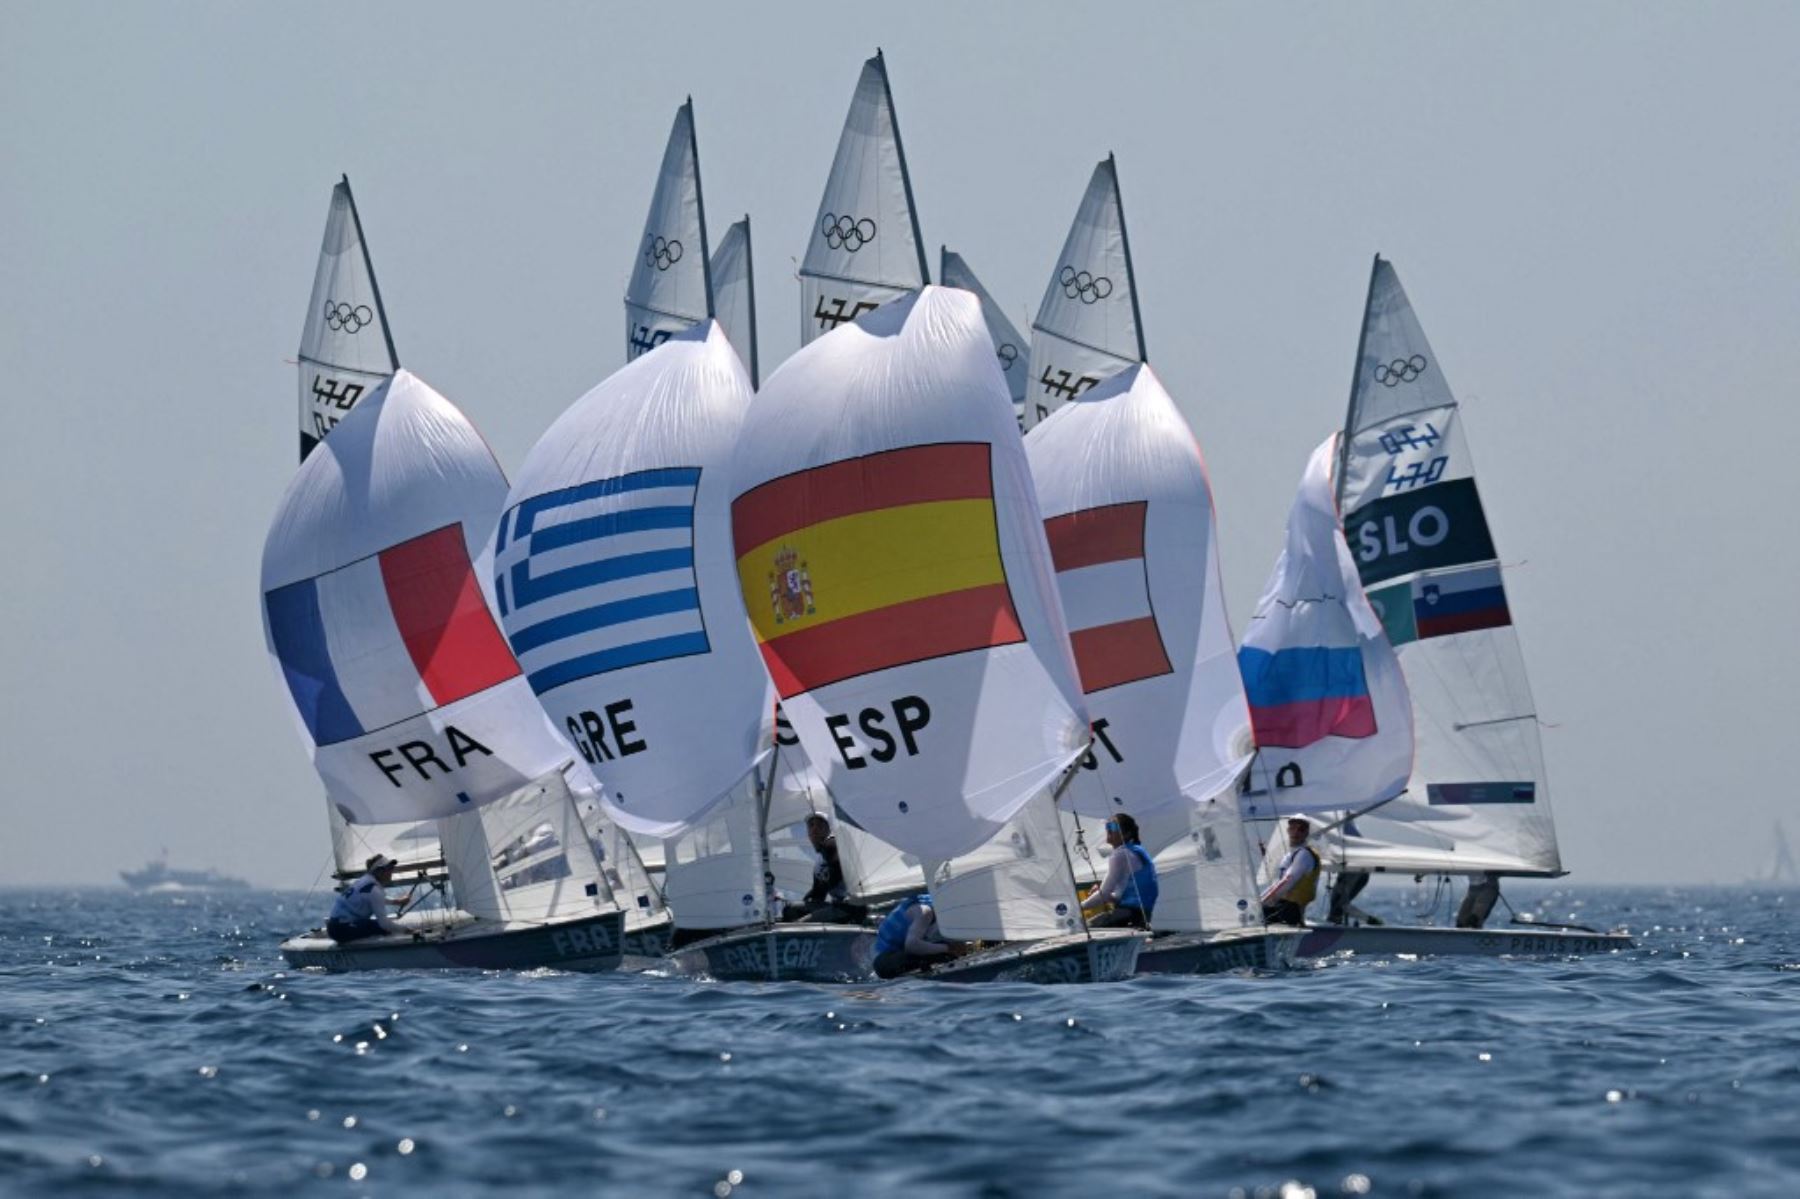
[
  {"left": 925, "top": 795, "right": 1083, "bottom": 942},
  {"left": 729, "top": 286, "right": 1089, "bottom": 861},
  {"left": 1022, "top": 156, "right": 1145, "bottom": 430},
  {"left": 493, "top": 323, "right": 770, "bottom": 838},
  {"left": 1335, "top": 257, "right": 1560, "bottom": 874},
  {"left": 940, "top": 248, "right": 1029, "bottom": 413},
  {"left": 297, "top": 176, "right": 398, "bottom": 461},
  {"left": 261, "top": 371, "right": 576, "bottom": 826},
  {"left": 711, "top": 216, "right": 759, "bottom": 386},
  {"left": 625, "top": 100, "right": 713, "bottom": 363},
  {"left": 1237, "top": 434, "right": 1413, "bottom": 817},
  {"left": 798, "top": 51, "right": 929, "bottom": 346},
  {"left": 1025, "top": 364, "right": 1252, "bottom": 823}
]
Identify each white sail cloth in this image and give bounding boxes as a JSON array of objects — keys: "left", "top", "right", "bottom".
[
  {"left": 710, "top": 217, "right": 758, "bottom": 386},
  {"left": 940, "top": 249, "right": 1029, "bottom": 413},
  {"left": 439, "top": 770, "right": 617, "bottom": 923},
  {"left": 1147, "top": 794, "right": 1262, "bottom": 934},
  {"left": 261, "top": 371, "right": 578, "bottom": 826},
  {"left": 799, "top": 52, "right": 928, "bottom": 346},
  {"left": 660, "top": 758, "right": 814, "bottom": 929},
  {"left": 327, "top": 807, "right": 441, "bottom": 877},
  {"left": 492, "top": 323, "right": 770, "bottom": 838},
  {"left": 1237, "top": 434, "right": 1413, "bottom": 818},
  {"left": 625, "top": 100, "right": 712, "bottom": 363},
  {"left": 1025, "top": 363, "right": 1252, "bottom": 821},
  {"left": 925, "top": 794, "right": 1083, "bottom": 942},
  {"left": 1335, "top": 257, "right": 1560, "bottom": 874},
  {"left": 1023, "top": 156, "right": 1144, "bottom": 430},
  {"left": 298, "top": 177, "right": 397, "bottom": 460},
  {"left": 730, "top": 286, "right": 1089, "bottom": 861}
]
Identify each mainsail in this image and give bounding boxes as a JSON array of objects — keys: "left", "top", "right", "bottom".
[
  {"left": 1024, "top": 364, "right": 1252, "bottom": 833},
  {"left": 711, "top": 216, "right": 759, "bottom": 386},
  {"left": 297, "top": 176, "right": 398, "bottom": 461},
  {"left": 1237, "top": 434, "right": 1414, "bottom": 817},
  {"left": 493, "top": 323, "right": 770, "bottom": 838},
  {"left": 261, "top": 371, "right": 577, "bottom": 826},
  {"left": 940, "top": 248, "right": 1029, "bottom": 413},
  {"left": 1022, "top": 155, "right": 1145, "bottom": 430},
  {"left": 730, "top": 286, "right": 1088, "bottom": 861},
  {"left": 1334, "top": 256, "right": 1561, "bottom": 875},
  {"left": 798, "top": 51, "right": 929, "bottom": 346},
  {"left": 625, "top": 99, "right": 714, "bottom": 362}
]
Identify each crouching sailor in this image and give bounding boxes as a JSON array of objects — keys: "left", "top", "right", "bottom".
[
  {"left": 326, "top": 854, "right": 406, "bottom": 944},
  {"left": 1080, "top": 814, "right": 1158, "bottom": 930},
  {"left": 1260, "top": 817, "right": 1322, "bottom": 926},
  {"left": 871, "top": 893, "right": 956, "bottom": 979}
]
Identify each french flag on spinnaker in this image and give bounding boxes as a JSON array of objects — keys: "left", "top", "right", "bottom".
[
  {"left": 265, "top": 524, "right": 521, "bottom": 746},
  {"left": 1043, "top": 501, "right": 1172, "bottom": 694},
  {"left": 1236, "top": 645, "right": 1377, "bottom": 749}
]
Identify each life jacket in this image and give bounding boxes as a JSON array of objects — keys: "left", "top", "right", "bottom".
[
  {"left": 1284, "top": 846, "right": 1322, "bottom": 906},
  {"left": 1118, "top": 843, "right": 1159, "bottom": 918},
  {"left": 329, "top": 874, "right": 382, "bottom": 923},
  {"left": 873, "top": 895, "right": 926, "bottom": 957}
]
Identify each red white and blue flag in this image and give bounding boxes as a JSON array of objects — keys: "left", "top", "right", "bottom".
[{"left": 1043, "top": 501, "right": 1171, "bottom": 694}]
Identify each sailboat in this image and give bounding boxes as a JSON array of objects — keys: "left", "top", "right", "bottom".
[
  {"left": 711, "top": 216, "right": 759, "bottom": 387},
  {"left": 1024, "top": 363, "right": 1290, "bottom": 973},
  {"left": 729, "top": 285, "right": 1144, "bottom": 983},
  {"left": 298, "top": 176, "right": 398, "bottom": 461},
  {"left": 625, "top": 99, "right": 714, "bottom": 362},
  {"left": 265, "top": 372, "right": 628, "bottom": 971},
  {"left": 798, "top": 50, "right": 929, "bottom": 346},
  {"left": 940, "top": 248, "right": 1029, "bottom": 416},
  {"left": 1021, "top": 155, "right": 1146, "bottom": 431}
]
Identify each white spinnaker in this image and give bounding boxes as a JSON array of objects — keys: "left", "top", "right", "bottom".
[
  {"left": 1025, "top": 364, "right": 1252, "bottom": 821},
  {"left": 261, "top": 371, "right": 578, "bottom": 826},
  {"left": 1237, "top": 434, "right": 1414, "bottom": 818},
  {"left": 940, "top": 248, "right": 1029, "bottom": 412},
  {"left": 493, "top": 323, "right": 770, "bottom": 838},
  {"left": 439, "top": 770, "right": 618, "bottom": 923},
  {"left": 711, "top": 216, "right": 759, "bottom": 387},
  {"left": 730, "top": 287, "right": 1089, "bottom": 862},
  {"left": 625, "top": 99, "right": 713, "bottom": 363},
  {"left": 798, "top": 51, "right": 928, "bottom": 347},
  {"left": 1335, "top": 257, "right": 1560, "bottom": 874},
  {"left": 1022, "top": 156, "right": 1145, "bottom": 430},
  {"left": 298, "top": 176, "right": 398, "bottom": 461},
  {"left": 925, "top": 794, "right": 1083, "bottom": 942}
]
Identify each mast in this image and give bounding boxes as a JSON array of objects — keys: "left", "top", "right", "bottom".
[
  {"left": 1109, "top": 153, "right": 1148, "bottom": 362},
  {"left": 742, "top": 213, "right": 760, "bottom": 387},
  {"left": 875, "top": 48, "right": 931, "bottom": 286},
  {"left": 340, "top": 173, "right": 399, "bottom": 370},
  {"left": 687, "top": 97, "right": 716, "bottom": 320},
  {"left": 1335, "top": 254, "right": 1381, "bottom": 509}
]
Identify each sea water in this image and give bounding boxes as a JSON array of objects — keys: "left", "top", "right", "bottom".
[{"left": 1, "top": 884, "right": 1795, "bottom": 1197}]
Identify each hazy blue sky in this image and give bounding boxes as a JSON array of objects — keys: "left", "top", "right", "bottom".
[{"left": 4, "top": 3, "right": 1795, "bottom": 887}]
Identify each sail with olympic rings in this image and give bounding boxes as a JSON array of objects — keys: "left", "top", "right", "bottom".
[
  {"left": 625, "top": 99, "right": 714, "bottom": 365},
  {"left": 297, "top": 176, "right": 399, "bottom": 462},
  {"left": 941, "top": 247, "right": 1030, "bottom": 414}
]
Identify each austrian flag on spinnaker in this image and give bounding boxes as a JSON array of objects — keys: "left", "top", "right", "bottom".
[{"left": 731, "top": 442, "right": 1026, "bottom": 698}]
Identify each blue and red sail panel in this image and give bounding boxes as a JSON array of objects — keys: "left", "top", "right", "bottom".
[
  {"left": 1237, "top": 645, "right": 1377, "bottom": 749},
  {"left": 265, "top": 524, "right": 520, "bottom": 745}
]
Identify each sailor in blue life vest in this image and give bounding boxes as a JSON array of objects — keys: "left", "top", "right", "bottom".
[
  {"left": 326, "top": 854, "right": 409, "bottom": 944},
  {"left": 1261, "top": 817, "right": 1323, "bottom": 926},
  {"left": 871, "top": 893, "right": 958, "bottom": 979},
  {"left": 1080, "top": 813, "right": 1159, "bottom": 930}
]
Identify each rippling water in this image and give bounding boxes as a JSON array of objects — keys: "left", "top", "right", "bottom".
[{"left": 2, "top": 884, "right": 1796, "bottom": 1196}]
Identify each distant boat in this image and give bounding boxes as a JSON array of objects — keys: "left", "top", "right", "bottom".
[{"left": 120, "top": 856, "right": 250, "bottom": 893}]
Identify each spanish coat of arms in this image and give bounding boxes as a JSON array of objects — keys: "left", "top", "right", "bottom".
[{"left": 768, "top": 545, "right": 815, "bottom": 624}]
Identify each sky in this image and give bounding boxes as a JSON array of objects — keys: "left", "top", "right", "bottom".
[{"left": 3, "top": 3, "right": 1796, "bottom": 888}]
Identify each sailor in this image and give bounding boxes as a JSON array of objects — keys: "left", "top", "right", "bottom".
[
  {"left": 1080, "top": 814, "right": 1158, "bottom": 930},
  {"left": 1456, "top": 872, "right": 1502, "bottom": 929},
  {"left": 871, "top": 893, "right": 956, "bottom": 979},
  {"left": 1260, "top": 817, "right": 1322, "bottom": 926},
  {"left": 783, "top": 815, "right": 866, "bottom": 925},
  {"left": 325, "top": 854, "right": 407, "bottom": 944}
]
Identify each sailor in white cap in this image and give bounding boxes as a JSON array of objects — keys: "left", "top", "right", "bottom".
[
  {"left": 325, "top": 854, "right": 407, "bottom": 943},
  {"left": 1260, "top": 817, "right": 1322, "bottom": 926}
]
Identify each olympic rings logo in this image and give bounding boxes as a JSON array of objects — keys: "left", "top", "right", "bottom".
[
  {"left": 1059, "top": 266, "right": 1112, "bottom": 304},
  {"left": 821, "top": 213, "right": 877, "bottom": 252},
  {"left": 997, "top": 343, "right": 1020, "bottom": 369},
  {"left": 646, "top": 236, "right": 684, "bottom": 271},
  {"left": 1374, "top": 354, "right": 1428, "bottom": 387},
  {"left": 325, "top": 301, "right": 374, "bottom": 334}
]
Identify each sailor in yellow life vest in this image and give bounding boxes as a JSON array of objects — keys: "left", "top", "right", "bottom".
[{"left": 1260, "top": 816, "right": 1322, "bottom": 926}]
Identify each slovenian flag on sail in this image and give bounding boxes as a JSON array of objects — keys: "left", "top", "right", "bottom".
[
  {"left": 265, "top": 524, "right": 520, "bottom": 746},
  {"left": 1042, "top": 501, "right": 1171, "bottom": 693},
  {"left": 493, "top": 467, "right": 710, "bottom": 696},
  {"left": 1236, "top": 645, "right": 1377, "bottom": 749},
  {"left": 731, "top": 443, "right": 1026, "bottom": 698}
]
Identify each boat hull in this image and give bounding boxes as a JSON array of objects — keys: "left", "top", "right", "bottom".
[
  {"left": 1294, "top": 924, "right": 1635, "bottom": 959},
  {"left": 1136, "top": 927, "right": 1300, "bottom": 975},
  {"left": 666, "top": 924, "right": 876, "bottom": 982},
  {"left": 926, "top": 930, "right": 1144, "bottom": 984},
  {"left": 279, "top": 909, "right": 626, "bottom": 973},
  {"left": 621, "top": 914, "right": 674, "bottom": 962}
]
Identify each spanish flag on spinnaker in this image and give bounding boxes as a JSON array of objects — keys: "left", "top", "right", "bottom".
[{"left": 732, "top": 442, "right": 1025, "bottom": 698}]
